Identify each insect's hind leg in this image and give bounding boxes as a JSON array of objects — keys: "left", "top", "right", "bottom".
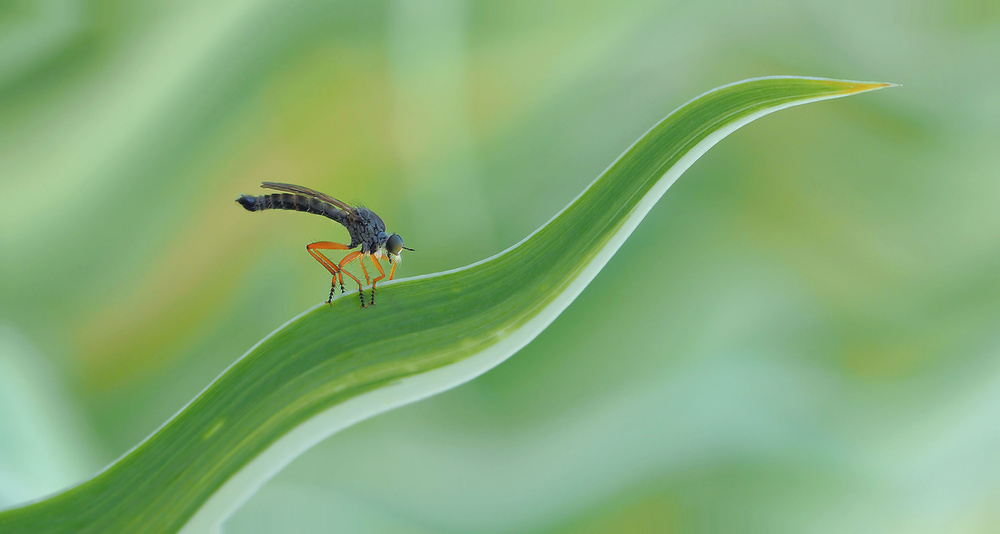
[{"left": 307, "top": 242, "right": 352, "bottom": 303}]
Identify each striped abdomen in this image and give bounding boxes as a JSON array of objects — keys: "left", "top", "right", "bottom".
[{"left": 237, "top": 193, "right": 350, "bottom": 226}]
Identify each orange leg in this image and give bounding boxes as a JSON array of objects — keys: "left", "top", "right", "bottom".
[
  {"left": 359, "top": 257, "right": 370, "bottom": 285},
  {"left": 307, "top": 242, "right": 350, "bottom": 303},
  {"left": 338, "top": 251, "right": 367, "bottom": 308},
  {"left": 388, "top": 261, "right": 397, "bottom": 281},
  {"left": 368, "top": 256, "right": 386, "bottom": 306}
]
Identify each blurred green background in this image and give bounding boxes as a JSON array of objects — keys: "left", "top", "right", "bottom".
[{"left": 2, "top": 0, "right": 999, "bottom": 532}]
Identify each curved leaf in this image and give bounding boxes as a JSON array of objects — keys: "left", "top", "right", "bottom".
[{"left": 0, "top": 76, "right": 893, "bottom": 533}]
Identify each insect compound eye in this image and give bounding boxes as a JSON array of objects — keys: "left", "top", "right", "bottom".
[{"left": 386, "top": 233, "right": 404, "bottom": 255}]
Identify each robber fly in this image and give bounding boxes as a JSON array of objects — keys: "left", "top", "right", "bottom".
[{"left": 237, "top": 182, "right": 413, "bottom": 308}]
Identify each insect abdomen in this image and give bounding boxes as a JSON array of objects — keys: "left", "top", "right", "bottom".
[{"left": 237, "top": 193, "right": 349, "bottom": 225}]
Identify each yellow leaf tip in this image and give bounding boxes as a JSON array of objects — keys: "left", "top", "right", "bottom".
[{"left": 843, "top": 81, "right": 900, "bottom": 94}]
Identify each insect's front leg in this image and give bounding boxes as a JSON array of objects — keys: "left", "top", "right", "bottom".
[{"left": 368, "top": 255, "right": 386, "bottom": 306}]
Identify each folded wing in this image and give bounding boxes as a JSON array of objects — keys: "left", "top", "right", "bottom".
[{"left": 261, "top": 182, "right": 359, "bottom": 221}]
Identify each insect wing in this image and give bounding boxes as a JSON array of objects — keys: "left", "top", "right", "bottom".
[{"left": 260, "top": 182, "right": 358, "bottom": 219}]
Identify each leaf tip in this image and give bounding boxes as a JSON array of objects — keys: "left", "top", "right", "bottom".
[{"left": 842, "top": 81, "right": 900, "bottom": 94}]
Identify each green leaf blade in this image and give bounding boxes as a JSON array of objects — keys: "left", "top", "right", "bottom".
[{"left": 0, "top": 76, "right": 893, "bottom": 533}]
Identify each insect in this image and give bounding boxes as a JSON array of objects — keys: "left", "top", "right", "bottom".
[{"left": 237, "top": 182, "right": 414, "bottom": 308}]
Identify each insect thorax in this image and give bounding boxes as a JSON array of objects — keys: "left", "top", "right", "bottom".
[{"left": 347, "top": 208, "right": 388, "bottom": 253}]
